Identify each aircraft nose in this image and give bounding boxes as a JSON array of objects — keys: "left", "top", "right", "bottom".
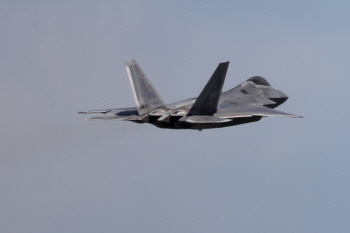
[
  {"left": 275, "top": 90, "right": 289, "bottom": 99},
  {"left": 269, "top": 89, "right": 289, "bottom": 107}
]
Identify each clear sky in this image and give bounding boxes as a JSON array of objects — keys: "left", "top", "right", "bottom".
[{"left": 1, "top": 1, "right": 350, "bottom": 233}]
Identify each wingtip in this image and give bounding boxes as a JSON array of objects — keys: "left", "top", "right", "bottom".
[
  {"left": 125, "top": 59, "right": 136, "bottom": 65},
  {"left": 290, "top": 115, "right": 303, "bottom": 118}
]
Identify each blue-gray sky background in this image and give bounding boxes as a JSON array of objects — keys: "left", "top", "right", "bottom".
[{"left": 1, "top": 1, "right": 350, "bottom": 233}]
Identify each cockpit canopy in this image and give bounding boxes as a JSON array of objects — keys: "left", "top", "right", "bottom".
[{"left": 247, "top": 76, "right": 271, "bottom": 86}]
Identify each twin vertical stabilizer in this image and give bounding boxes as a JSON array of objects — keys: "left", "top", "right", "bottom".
[
  {"left": 187, "top": 61, "right": 229, "bottom": 116},
  {"left": 125, "top": 60, "right": 165, "bottom": 116}
]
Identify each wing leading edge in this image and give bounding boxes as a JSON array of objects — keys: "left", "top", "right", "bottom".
[{"left": 214, "top": 104, "right": 302, "bottom": 118}]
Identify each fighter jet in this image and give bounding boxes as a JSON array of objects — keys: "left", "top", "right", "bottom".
[{"left": 79, "top": 60, "right": 302, "bottom": 130}]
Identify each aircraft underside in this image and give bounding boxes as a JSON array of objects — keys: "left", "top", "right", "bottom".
[{"left": 133, "top": 115, "right": 263, "bottom": 130}]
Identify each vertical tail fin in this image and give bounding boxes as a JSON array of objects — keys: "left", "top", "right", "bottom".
[
  {"left": 187, "top": 61, "right": 229, "bottom": 116},
  {"left": 125, "top": 59, "right": 165, "bottom": 115}
]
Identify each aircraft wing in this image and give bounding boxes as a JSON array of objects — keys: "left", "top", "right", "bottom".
[{"left": 214, "top": 104, "right": 302, "bottom": 118}]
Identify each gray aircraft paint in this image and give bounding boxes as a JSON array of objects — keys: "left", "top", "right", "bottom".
[
  {"left": 125, "top": 60, "right": 165, "bottom": 116},
  {"left": 80, "top": 60, "right": 301, "bottom": 130}
]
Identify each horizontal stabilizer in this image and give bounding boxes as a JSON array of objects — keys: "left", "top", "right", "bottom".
[
  {"left": 138, "top": 114, "right": 149, "bottom": 122},
  {"left": 187, "top": 61, "right": 229, "bottom": 116},
  {"left": 157, "top": 110, "right": 174, "bottom": 123},
  {"left": 88, "top": 114, "right": 140, "bottom": 121},
  {"left": 214, "top": 104, "right": 302, "bottom": 118},
  {"left": 179, "top": 115, "right": 232, "bottom": 124},
  {"left": 88, "top": 115, "right": 133, "bottom": 120},
  {"left": 78, "top": 107, "right": 138, "bottom": 116}
]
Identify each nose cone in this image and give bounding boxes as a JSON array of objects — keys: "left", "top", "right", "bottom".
[
  {"left": 268, "top": 89, "right": 288, "bottom": 107},
  {"left": 275, "top": 89, "right": 289, "bottom": 99}
]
